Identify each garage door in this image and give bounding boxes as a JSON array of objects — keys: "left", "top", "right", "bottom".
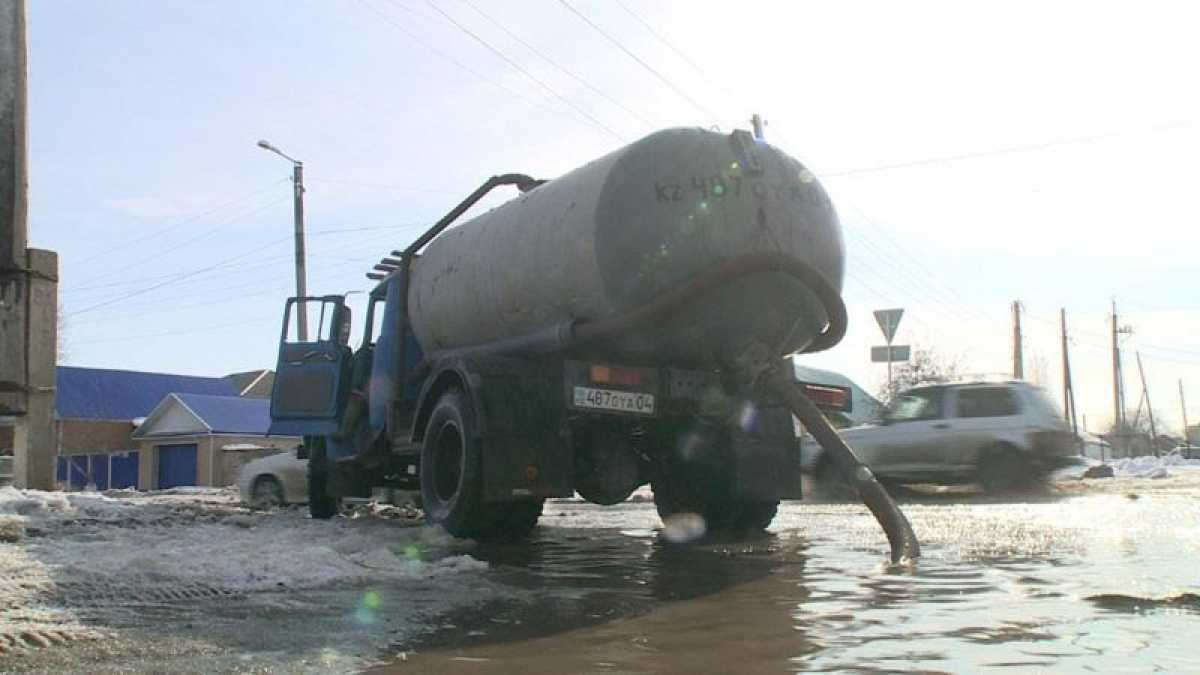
[{"left": 157, "top": 444, "right": 198, "bottom": 489}]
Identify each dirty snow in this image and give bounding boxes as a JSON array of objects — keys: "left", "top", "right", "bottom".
[
  {"left": 1107, "top": 454, "right": 1200, "bottom": 479},
  {"left": 0, "top": 486, "right": 494, "bottom": 660},
  {"left": 1053, "top": 454, "right": 1200, "bottom": 480}
]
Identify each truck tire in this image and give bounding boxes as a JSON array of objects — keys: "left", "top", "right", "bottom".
[
  {"left": 307, "top": 437, "right": 339, "bottom": 519},
  {"left": 498, "top": 500, "right": 544, "bottom": 537},
  {"left": 733, "top": 501, "right": 779, "bottom": 531},
  {"left": 420, "top": 389, "right": 494, "bottom": 538}
]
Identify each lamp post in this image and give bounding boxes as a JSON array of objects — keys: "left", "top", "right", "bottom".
[{"left": 257, "top": 139, "right": 308, "bottom": 341}]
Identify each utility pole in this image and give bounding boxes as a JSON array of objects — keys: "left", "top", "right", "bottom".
[
  {"left": 257, "top": 140, "right": 308, "bottom": 341},
  {"left": 1181, "top": 380, "right": 1190, "bottom": 449},
  {"left": 1136, "top": 352, "right": 1158, "bottom": 456},
  {"left": 1060, "top": 308, "right": 1078, "bottom": 435},
  {"left": 750, "top": 113, "right": 766, "bottom": 140},
  {"left": 1012, "top": 300, "right": 1023, "bottom": 379},
  {"left": 1, "top": 0, "right": 59, "bottom": 490},
  {"left": 1111, "top": 300, "right": 1123, "bottom": 446}
]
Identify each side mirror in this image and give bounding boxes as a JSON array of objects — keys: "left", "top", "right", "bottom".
[{"left": 296, "top": 444, "right": 309, "bottom": 460}]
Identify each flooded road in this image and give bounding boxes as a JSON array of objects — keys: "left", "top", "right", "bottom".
[
  {"left": 4, "top": 474, "right": 1198, "bottom": 673},
  {"left": 391, "top": 474, "right": 1200, "bottom": 674}
]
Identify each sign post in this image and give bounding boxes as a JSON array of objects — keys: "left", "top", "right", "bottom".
[{"left": 872, "top": 308, "right": 907, "bottom": 400}]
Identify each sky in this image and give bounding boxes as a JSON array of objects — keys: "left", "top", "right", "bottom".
[{"left": 25, "top": 0, "right": 1200, "bottom": 434}]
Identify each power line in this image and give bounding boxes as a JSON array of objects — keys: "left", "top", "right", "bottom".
[
  {"left": 64, "top": 193, "right": 291, "bottom": 293},
  {"left": 556, "top": 0, "right": 720, "bottom": 124},
  {"left": 305, "top": 178, "right": 460, "bottom": 195},
  {"left": 356, "top": 0, "right": 572, "bottom": 120},
  {"left": 818, "top": 119, "right": 1195, "bottom": 179},
  {"left": 69, "top": 179, "right": 288, "bottom": 268},
  {"left": 66, "top": 235, "right": 294, "bottom": 317},
  {"left": 422, "top": 0, "right": 624, "bottom": 141},
  {"left": 72, "top": 316, "right": 279, "bottom": 346},
  {"left": 461, "top": 0, "right": 659, "bottom": 129},
  {"left": 613, "top": 0, "right": 708, "bottom": 80}
]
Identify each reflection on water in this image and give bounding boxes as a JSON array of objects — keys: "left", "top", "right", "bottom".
[{"left": 397, "top": 490, "right": 1200, "bottom": 673}]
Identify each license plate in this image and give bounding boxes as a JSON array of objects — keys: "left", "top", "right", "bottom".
[{"left": 573, "top": 386, "right": 655, "bottom": 415}]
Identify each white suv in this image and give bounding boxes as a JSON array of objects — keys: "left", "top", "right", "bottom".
[{"left": 809, "top": 381, "right": 1078, "bottom": 492}]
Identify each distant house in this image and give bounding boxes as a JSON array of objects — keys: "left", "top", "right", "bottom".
[
  {"left": 54, "top": 367, "right": 239, "bottom": 490},
  {"left": 131, "top": 393, "right": 298, "bottom": 490},
  {"left": 42, "top": 366, "right": 282, "bottom": 491}
]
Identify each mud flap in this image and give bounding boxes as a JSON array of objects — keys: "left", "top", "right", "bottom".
[{"left": 731, "top": 403, "right": 802, "bottom": 500}]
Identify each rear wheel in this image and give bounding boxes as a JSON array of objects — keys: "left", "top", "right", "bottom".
[
  {"left": 307, "top": 437, "right": 339, "bottom": 519},
  {"left": 652, "top": 437, "right": 779, "bottom": 537},
  {"left": 420, "top": 389, "right": 496, "bottom": 538},
  {"left": 498, "top": 500, "right": 544, "bottom": 537}
]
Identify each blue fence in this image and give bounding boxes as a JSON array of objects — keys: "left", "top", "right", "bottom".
[{"left": 56, "top": 452, "right": 140, "bottom": 490}]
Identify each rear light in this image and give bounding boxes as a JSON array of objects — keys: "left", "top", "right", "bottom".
[
  {"left": 797, "top": 382, "right": 852, "bottom": 412},
  {"left": 590, "top": 364, "right": 643, "bottom": 387}
]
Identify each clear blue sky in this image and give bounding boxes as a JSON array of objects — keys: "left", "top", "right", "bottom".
[{"left": 27, "top": 0, "right": 1200, "bottom": 432}]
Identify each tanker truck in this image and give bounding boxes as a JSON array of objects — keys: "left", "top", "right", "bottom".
[{"left": 268, "top": 127, "right": 919, "bottom": 560}]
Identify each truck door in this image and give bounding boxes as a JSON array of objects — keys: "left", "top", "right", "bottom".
[{"left": 268, "top": 295, "right": 352, "bottom": 436}]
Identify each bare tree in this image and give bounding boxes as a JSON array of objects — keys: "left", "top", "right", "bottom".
[{"left": 876, "top": 345, "right": 962, "bottom": 405}]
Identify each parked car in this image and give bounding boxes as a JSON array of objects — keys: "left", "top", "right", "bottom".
[
  {"left": 237, "top": 449, "right": 308, "bottom": 508},
  {"left": 807, "top": 381, "right": 1078, "bottom": 492}
]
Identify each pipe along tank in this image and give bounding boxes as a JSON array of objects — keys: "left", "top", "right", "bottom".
[
  {"left": 276, "top": 126, "right": 919, "bottom": 561},
  {"left": 408, "top": 127, "right": 845, "bottom": 365}
]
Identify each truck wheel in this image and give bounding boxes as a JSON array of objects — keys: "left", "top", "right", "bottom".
[
  {"left": 652, "top": 471, "right": 736, "bottom": 534},
  {"left": 499, "top": 500, "right": 544, "bottom": 537},
  {"left": 977, "top": 444, "right": 1028, "bottom": 494},
  {"left": 733, "top": 500, "right": 779, "bottom": 531},
  {"left": 420, "top": 389, "right": 493, "bottom": 538},
  {"left": 307, "top": 438, "right": 339, "bottom": 519}
]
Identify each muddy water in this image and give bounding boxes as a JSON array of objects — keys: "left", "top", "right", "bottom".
[{"left": 393, "top": 478, "right": 1200, "bottom": 673}]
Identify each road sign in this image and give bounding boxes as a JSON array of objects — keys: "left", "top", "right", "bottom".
[
  {"left": 874, "top": 308, "right": 904, "bottom": 344},
  {"left": 871, "top": 345, "right": 911, "bottom": 363}
]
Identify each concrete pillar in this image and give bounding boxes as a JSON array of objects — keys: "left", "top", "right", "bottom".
[
  {"left": 2, "top": 0, "right": 59, "bottom": 490},
  {"left": 11, "top": 249, "right": 57, "bottom": 489}
]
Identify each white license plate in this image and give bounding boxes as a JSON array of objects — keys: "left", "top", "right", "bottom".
[{"left": 573, "top": 386, "right": 655, "bottom": 415}]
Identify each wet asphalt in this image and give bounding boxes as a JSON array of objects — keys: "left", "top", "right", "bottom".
[{"left": 6, "top": 473, "right": 1199, "bottom": 674}]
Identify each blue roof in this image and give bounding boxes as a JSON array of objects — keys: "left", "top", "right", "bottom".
[
  {"left": 56, "top": 366, "right": 237, "bottom": 420},
  {"left": 174, "top": 394, "right": 272, "bottom": 434}
]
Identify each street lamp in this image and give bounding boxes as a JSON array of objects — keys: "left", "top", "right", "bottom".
[{"left": 257, "top": 139, "right": 308, "bottom": 341}]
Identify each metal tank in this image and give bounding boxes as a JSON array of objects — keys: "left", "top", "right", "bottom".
[{"left": 408, "top": 127, "right": 845, "bottom": 366}]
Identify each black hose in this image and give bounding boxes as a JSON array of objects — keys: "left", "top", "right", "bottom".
[{"left": 757, "top": 364, "right": 920, "bottom": 563}]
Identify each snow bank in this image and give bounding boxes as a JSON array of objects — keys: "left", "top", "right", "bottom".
[
  {"left": 0, "top": 486, "right": 141, "bottom": 528},
  {"left": 0, "top": 488, "right": 494, "bottom": 659},
  {"left": 1108, "top": 454, "right": 1200, "bottom": 479},
  {"left": 0, "top": 487, "right": 488, "bottom": 593}
]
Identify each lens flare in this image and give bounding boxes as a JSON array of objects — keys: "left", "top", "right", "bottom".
[
  {"left": 738, "top": 402, "right": 758, "bottom": 432},
  {"left": 662, "top": 513, "right": 707, "bottom": 544}
]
